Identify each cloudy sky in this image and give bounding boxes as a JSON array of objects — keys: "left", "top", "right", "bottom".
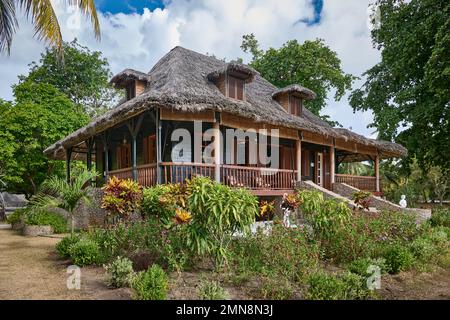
[{"left": 0, "top": 0, "right": 380, "bottom": 137}]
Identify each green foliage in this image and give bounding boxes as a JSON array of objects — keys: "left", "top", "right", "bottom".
[
  {"left": 231, "top": 224, "right": 320, "bottom": 282},
  {"left": 350, "top": 0, "right": 450, "bottom": 171},
  {"left": 260, "top": 276, "right": 294, "bottom": 300},
  {"left": 347, "top": 257, "right": 387, "bottom": 277},
  {"left": 69, "top": 238, "right": 101, "bottom": 266},
  {"left": 198, "top": 280, "right": 228, "bottom": 300},
  {"left": 429, "top": 208, "right": 450, "bottom": 228},
  {"left": 186, "top": 177, "right": 258, "bottom": 268},
  {"left": 31, "top": 169, "right": 98, "bottom": 234},
  {"left": 6, "top": 208, "right": 26, "bottom": 225},
  {"left": 101, "top": 176, "right": 143, "bottom": 224},
  {"left": 306, "top": 271, "right": 371, "bottom": 300},
  {"left": 104, "top": 256, "right": 135, "bottom": 288},
  {"left": 131, "top": 264, "right": 169, "bottom": 300},
  {"left": 382, "top": 243, "right": 415, "bottom": 274},
  {"left": 0, "top": 83, "right": 88, "bottom": 197},
  {"left": 56, "top": 234, "right": 81, "bottom": 258},
  {"left": 19, "top": 39, "right": 119, "bottom": 116},
  {"left": 25, "top": 210, "right": 67, "bottom": 233},
  {"left": 142, "top": 184, "right": 173, "bottom": 219},
  {"left": 241, "top": 34, "right": 354, "bottom": 120}
]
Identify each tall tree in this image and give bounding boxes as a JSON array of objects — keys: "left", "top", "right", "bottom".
[
  {"left": 0, "top": 0, "right": 100, "bottom": 54},
  {"left": 241, "top": 34, "right": 354, "bottom": 121},
  {"left": 19, "top": 39, "right": 120, "bottom": 116},
  {"left": 349, "top": 0, "right": 450, "bottom": 171},
  {"left": 0, "top": 82, "right": 89, "bottom": 197}
]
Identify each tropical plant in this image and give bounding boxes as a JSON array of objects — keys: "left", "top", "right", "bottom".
[
  {"left": 56, "top": 234, "right": 80, "bottom": 258},
  {"left": 69, "top": 238, "right": 100, "bottom": 266},
  {"left": 352, "top": 191, "right": 372, "bottom": 211},
  {"left": 101, "top": 176, "right": 143, "bottom": 224},
  {"left": 258, "top": 200, "right": 275, "bottom": 221},
  {"left": 382, "top": 243, "right": 415, "bottom": 274},
  {"left": 104, "top": 256, "right": 135, "bottom": 288},
  {"left": 131, "top": 264, "right": 169, "bottom": 300},
  {"left": 281, "top": 193, "right": 301, "bottom": 212},
  {"left": 25, "top": 210, "right": 67, "bottom": 233},
  {"left": 198, "top": 280, "right": 228, "bottom": 300},
  {"left": 429, "top": 208, "right": 450, "bottom": 228},
  {"left": 31, "top": 169, "right": 98, "bottom": 234},
  {"left": 0, "top": 0, "right": 100, "bottom": 55}
]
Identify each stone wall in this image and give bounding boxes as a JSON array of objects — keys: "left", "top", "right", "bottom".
[{"left": 296, "top": 180, "right": 357, "bottom": 209}]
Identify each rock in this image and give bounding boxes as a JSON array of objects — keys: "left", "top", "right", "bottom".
[{"left": 22, "top": 225, "right": 54, "bottom": 237}]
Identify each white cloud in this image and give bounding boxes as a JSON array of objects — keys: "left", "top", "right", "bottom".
[{"left": 0, "top": 0, "right": 380, "bottom": 136}]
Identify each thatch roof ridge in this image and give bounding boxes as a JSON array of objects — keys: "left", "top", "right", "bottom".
[
  {"left": 110, "top": 68, "right": 150, "bottom": 86},
  {"left": 272, "top": 84, "right": 317, "bottom": 100}
]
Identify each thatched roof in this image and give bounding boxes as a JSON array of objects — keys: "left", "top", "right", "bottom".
[
  {"left": 44, "top": 46, "right": 406, "bottom": 160},
  {"left": 272, "top": 84, "right": 316, "bottom": 100},
  {"left": 110, "top": 68, "right": 150, "bottom": 88}
]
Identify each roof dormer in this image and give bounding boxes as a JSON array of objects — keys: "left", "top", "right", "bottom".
[
  {"left": 208, "top": 62, "right": 257, "bottom": 101},
  {"left": 272, "top": 84, "right": 316, "bottom": 116},
  {"left": 110, "top": 69, "right": 149, "bottom": 101}
]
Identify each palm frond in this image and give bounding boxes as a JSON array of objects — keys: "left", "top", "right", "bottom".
[
  {"left": 0, "top": 0, "right": 18, "bottom": 54},
  {"left": 29, "top": 192, "right": 62, "bottom": 211},
  {"left": 67, "top": 0, "right": 100, "bottom": 40}
]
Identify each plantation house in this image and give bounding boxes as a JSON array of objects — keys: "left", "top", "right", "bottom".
[{"left": 44, "top": 46, "right": 406, "bottom": 196}]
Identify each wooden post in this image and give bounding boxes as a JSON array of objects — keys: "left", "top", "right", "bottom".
[
  {"left": 156, "top": 109, "right": 162, "bottom": 184},
  {"left": 330, "top": 146, "right": 335, "bottom": 185},
  {"left": 102, "top": 132, "right": 110, "bottom": 181},
  {"left": 375, "top": 155, "right": 380, "bottom": 192},
  {"left": 213, "top": 121, "right": 221, "bottom": 183},
  {"left": 127, "top": 115, "right": 144, "bottom": 182},
  {"left": 295, "top": 140, "right": 302, "bottom": 181},
  {"left": 66, "top": 147, "right": 72, "bottom": 184},
  {"left": 85, "top": 138, "right": 94, "bottom": 172}
]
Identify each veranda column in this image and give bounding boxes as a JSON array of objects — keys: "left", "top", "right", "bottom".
[
  {"left": 156, "top": 109, "right": 162, "bottom": 184},
  {"left": 102, "top": 132, "right": 110, "bottom": 181},
  {"left": 330, "top": 146, "right": 335, "bottom": 185},
  {"left": 213, "top": 121, "right": 221, "bottom": 183},
  {"left": 375, "top": 155, "right": 380, "bottom": 192},
  {"left": 295, "top": 140, "right": 302, "bottom": 181},
  {"left": 127, "top": 115, "right": 144, "bottom": 182},
  {"left": 66, "top": 147, "right": 73, "bottom": 184}
]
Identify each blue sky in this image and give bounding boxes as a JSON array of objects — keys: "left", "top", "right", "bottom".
[{"left": 95, "top": 0, "right": 166, "bottom": 14}]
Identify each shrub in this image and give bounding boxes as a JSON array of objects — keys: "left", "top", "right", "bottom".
[
  {"left": 131, "top": 264, "right": 168, "bottom": 300},
  {"left": 142, "top": 184, "right": 187, "bottom": 221},
  {"left": 383, "top": 244, "right": 415, "bottom": 274},
  {"left": 101, "top": 176, "right": 143, "bottom": 224},
  {"left": 230, "top": 224, "right": 320, "bottom": 282},
  {"left": 186, "top": 177, "right": 258, "bottom": 268},
  {"left": 69, "top": 238, "right": 101, "bottom": 266},
  {"left": 25, "top": 210, "right": 67, "bottom": 233},
  {"left": 198, "top": 280, "right": 228, "bottom": 300},
  {"left": 6, "top": 208, "right": 27, "bottom": 225},
  {"left": 104, "top": 256, "right": 135, "bottom": 288},
  {"left": 260, "top": 276, "right": 294, "bottom": 300},
  {"left": 306, "top": 271, "right": 371, "bottom": 300},
  {"left": 56, "top": 234, "right": 80, "bottom": 258},
  {"left": 347, "top": 257, "right": 387, "bottom": 277},
  {"left": 429, "top": 208, "right": 450, "bottom": 228},
  {"left": 352, "top": 191, "right": 372, "bottom": 211}
]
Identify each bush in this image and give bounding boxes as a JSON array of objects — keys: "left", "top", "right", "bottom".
[
  {"left": 260, "top": 276, "right": 294, "bottom": 300},
  {"left": 69, "top": 238, "right": 101, "bottom": 266},
  {"left": 409, "top": 237, "right": 438, "bottom": 262},
  {"left": 352, "top": 191, "right": 372, "bottom": 211},
  {"left": 6, "top": 208, "right": 27, "bottom": 225},
  {"left": 142, "top": 184, "right": 175, "bottom": 219},
  {"left": 198, "top": 280, "right": 228, "bottom": 300},
  {"left": 25, "top": 210, "right": 67, "bottom": 233},
  {"left": 347, "top": 257, "right": 387, "bottom": 277},
  {"left": 56, "top": 234, "right": 80, "bottom": 258},
  {"left": 383, "top": 244, "right": 415, "bottom": 274},
  {"left": 306, "top": 271, "right": 371, "bottom": 300},
  {"left": 429, "top": 208, "right": 450, "bottom": 228},
  {"left": 131, "top": 264, "right": 168, "bottom": 300},
  {"left": 230, "top": 224, "right": 320, "bottom": 282},
  {"left": 101, "top": 176, "right": 143, "bottom": 224},
  {"left": 104, "top": 256, "right": 135, "bottom": 288}
]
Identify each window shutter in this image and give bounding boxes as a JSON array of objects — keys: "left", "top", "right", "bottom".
[
  {"left": 236, "top": 78, "right": 244, "bottom": 100},
  {"left": 228, "top": 77, "right": 236, "bottom": 98}
]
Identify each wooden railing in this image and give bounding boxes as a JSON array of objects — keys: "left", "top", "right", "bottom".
[
  {"left": 335, "top": 174, "right": 379, "bottom": 192},
  {"left": 222, "top": 165, "right": 296, "bottom": 190},
  {"left": 137, "top": 163, "right": 157, "bottom": 187},
  {"left": 108, "top": 167, "right": 133, "bottom": 181},
  {"left": 160, "top": 162, "right": 215, "bottom": 184},
  {"left": 109, "top": 162, "right": 297, "bottom": 191}
]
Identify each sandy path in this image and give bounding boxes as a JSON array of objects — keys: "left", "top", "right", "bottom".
[{"left": 0, "top": 229, "right": 130, "bottom": 300}]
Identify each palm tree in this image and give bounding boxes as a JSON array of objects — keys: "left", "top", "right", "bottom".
[
  {"left": 31, "top": 170, "right": 98, "bottom": 234},
  {"left": 0, "top": 0, "right": 100, "bottom": 54}
]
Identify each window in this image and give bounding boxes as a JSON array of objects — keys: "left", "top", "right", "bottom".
[
  {"left": 116, "top": 144, "right": 131, "bottom": 169},
  {"left": 228, "top": 76, "right": 245, "bottom": 100},
  {"left": 290, "top": 96, "right": 302, "bottom": 116},
  {"left": 126, "top": 83, "right": 136, "bottom": 100},
  {"left": 143, "top": 135, "right": 156, "bottom": 164}
]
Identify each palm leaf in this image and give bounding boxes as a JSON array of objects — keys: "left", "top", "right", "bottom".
[{"left": 0, "top": 0, "right": 18, "bottom": 54}]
